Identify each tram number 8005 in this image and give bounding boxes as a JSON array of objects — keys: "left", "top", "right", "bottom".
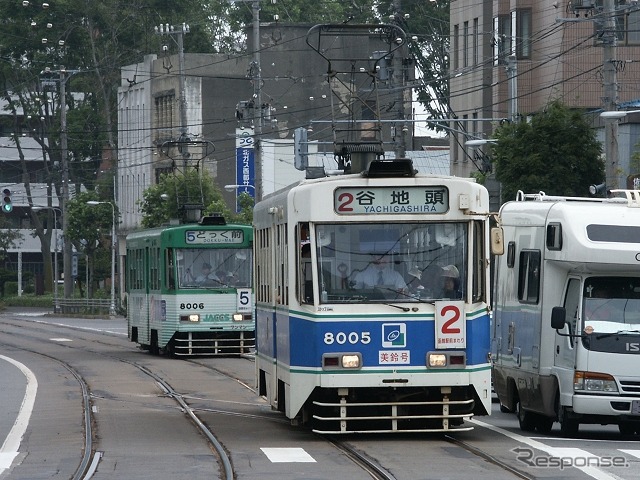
[
  {"left": 180, "top": 303, "right": 205, "bottom": 310},
  {"left": 324, "top": 331, "right": 371, "bottom": 345}
]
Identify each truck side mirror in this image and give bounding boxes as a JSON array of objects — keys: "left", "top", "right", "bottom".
[
  {"left": 551, "top": 306, "right": 566, "bottom": 330},
  {"left": 491, "top": 227, "right": 504, "bottom": 255}
]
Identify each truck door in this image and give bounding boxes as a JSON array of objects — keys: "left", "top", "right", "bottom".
[{"left": 554, "top": 278, "right": 580, "bottom": 386}]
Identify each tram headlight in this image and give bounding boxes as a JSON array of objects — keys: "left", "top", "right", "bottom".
[
  {"left": 322, "top": 353, "right": 362, "bottom": 370},
  {"left": 232, "top": 313, "right": 244, "bottom": 322},
  {"left": 180, "top": 314, "right": 200, "bottom": 322},
  {"left": 574, "top": 371, "right": 618, "bottom": 393},
  {"left": 341, "top": 354, "right": 360, "bottom": 368},
  {"left": 426, "top": 351, "right": 466, "bottom": 368},
  {"left": 428, "top": 353, "right": 447, "bottom": 367}
]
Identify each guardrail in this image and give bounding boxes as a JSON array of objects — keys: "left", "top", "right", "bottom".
[{"left": 55, "top": 298, "right": 115, "bottom": 315}]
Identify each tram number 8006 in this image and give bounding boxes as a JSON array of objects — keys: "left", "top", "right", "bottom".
[
  {"left": 180, "top": 303, "right": 205, "bottom": 310},
  {"left": 324, "top": 331, "right": 371, "bottom": 345}
]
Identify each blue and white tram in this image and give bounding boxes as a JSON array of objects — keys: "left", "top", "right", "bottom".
[{"left": 253, "top": 160, "right": 492, "bottom": 433}]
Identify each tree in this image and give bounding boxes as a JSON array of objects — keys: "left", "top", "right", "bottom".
[
  {"left": 66, "top": 191, "right": 115, "bottom": 298},
  {"left": 377, "top": 1, "right": 451, "bottom": 126},
  {"left": 0, "top": 0, "right": 214, "bottom": 294},
  {"left": 0, "top": 217, "right": 23, "bottom": 261},
  {"left": 138, "top": 169, "right": 253, "bottom": 228},
  {"left": 490, "top": 101, "right": 604, "bottom": 202}
]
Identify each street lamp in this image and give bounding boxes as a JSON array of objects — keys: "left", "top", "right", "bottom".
[
  {"left": 465, "top": 139, "right": 498, "bottom": 147},
  {"left": 224, "top": 184, "right": 256, "bottom": 193},
  {"left": 599, "top": 110, "right": 640, "bottom": 191},
  {"left": 86, "top": 201, "right": 116, "bottom": 316},
  {"left": 32, "top": 206, "right": 61, "bottom": 313}
]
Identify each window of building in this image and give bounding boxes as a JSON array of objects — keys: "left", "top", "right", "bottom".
[
  {"left": 494, "top": 10, "right": 530, "bottom": 63},
  {"left": 453, "top": 24, "right": 460, "bottom": 71},
  {"left": 493, "top": 14, "right": 513, "bottom": 65},
  {"left": 473, "top": 18, "right": 479, "bottom": 65},
  {"left": 154, "top": 92, "right": 175, "bottom": 144},
  {"left": 463, "top": 21, "right": 469, "bottom": 68},
  {"left": 622, "top": 9, "right": 640, "bottom": 45},
  {"left": 516, "top": 9, "right": 532, "bottom": 58}
]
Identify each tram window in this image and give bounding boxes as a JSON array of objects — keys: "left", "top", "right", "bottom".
[
  {"left": 166, "top": 248, "right": 175, "bottom": 290},
  {"left": 297, "top": 223, "right": 313, "bottom": 304},
  {"left": 312, "top": 222, "right": 468, "bottom": 304}
]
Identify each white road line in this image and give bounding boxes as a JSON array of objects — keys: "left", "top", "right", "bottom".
[
  {"left": 471, "top": 419, "right": 625, "bottom": 480},
  {"left": 619, "top": 450, "right": 640, "bottom": 460},
  {"left": 261, "top": 447, "right": 316, "bottom": 463},
  {"left": 0, "top": 355, "right": 38, "bottom": 475}
]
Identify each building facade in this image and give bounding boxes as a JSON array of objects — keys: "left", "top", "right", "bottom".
[{"left": 450, "top": 0, "right": 640, "bottom": 196}]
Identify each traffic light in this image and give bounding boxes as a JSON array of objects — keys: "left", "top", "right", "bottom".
[{"left": 1, "top": 189, "right": 12, "bottom": 213}]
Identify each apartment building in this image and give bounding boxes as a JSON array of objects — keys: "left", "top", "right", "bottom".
[{"left": 450, "top": 0, "right": 640, "bottom": 195}]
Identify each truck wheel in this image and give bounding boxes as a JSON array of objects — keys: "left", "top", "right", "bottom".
[
  {"left": 559, "top": 407, "right": 578, "bottom": 437},
  {"left": 619, "top": 422, "right": 638, "bottom": 436},
  {"left": 536, "top": 416, "right": 554, "bottom": 434},
  {"left": 517, "top": 401, "right": 536, "bottom": 432}
]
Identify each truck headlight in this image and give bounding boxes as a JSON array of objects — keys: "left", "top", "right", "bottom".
[{"left": 574, "top": 371, "right": 618, "bottom": 393}]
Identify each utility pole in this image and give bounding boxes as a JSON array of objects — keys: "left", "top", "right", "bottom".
[
  {"left": 251, "top": 0, "right": 263, "bottom": 200},
  {"left": 505, "top": 55, "right": 518, "bottom": 122},
  {"left": 58, "top": 68, "right": 80, "bottom": 303},
  {"left": 602, "top": 0, "right": 619, "bottom": 190},
  {"left": 155, "top": 23, "right": 190, "bottom": 170},
  {"left": 392, "top": 0, "right": 406, "bottom": 158}
]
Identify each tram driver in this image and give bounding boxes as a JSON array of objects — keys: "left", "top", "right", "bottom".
[
  {"left": 353, "top": 253, "right": 407, "bottom": 293},
  {"left": 194, "top": 262, "right": 222, "bottom": 286}
]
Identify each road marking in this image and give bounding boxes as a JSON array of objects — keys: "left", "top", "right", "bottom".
[
  {"left": 50, "top": 338, "right": 73, "bottom": 342},
  {"left": 261, "top": 447, "right": 316, "bottom": 463},
  {"left": 0, "top": 355, "right": 38, "bottom": 475},
  {"left": 619, "top": 450, "right": 640, "bottom": 459},
  {"left": 471, "top": 419, "right": 622, "bottom": 480}
]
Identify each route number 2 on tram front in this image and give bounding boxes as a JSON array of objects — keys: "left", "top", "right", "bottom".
[{"left": 435, "top": 301, "right": 466, "bottom": 349}]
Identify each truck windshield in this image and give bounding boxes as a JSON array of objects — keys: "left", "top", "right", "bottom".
[
  {"left": 582, "top": 277, "right": 640, "bottom": 331},
  {"left": 311, "top": 222, "right": 467, "bottom": 304}
]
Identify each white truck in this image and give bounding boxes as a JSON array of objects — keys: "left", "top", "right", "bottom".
[{"left": 491, "top": 190, "right": 640, "bottom": 436}]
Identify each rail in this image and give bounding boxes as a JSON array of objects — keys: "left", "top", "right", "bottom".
[{"left": 55, "top": 298, "right": 116, "bottom": 315}]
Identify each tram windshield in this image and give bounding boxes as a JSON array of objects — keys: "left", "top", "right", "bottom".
[
  {"left": 177, "top": 248, "right": 252, "bottom": 288},
  {"left": 305, "top": 222, "right": 468, "bottom": 304}
]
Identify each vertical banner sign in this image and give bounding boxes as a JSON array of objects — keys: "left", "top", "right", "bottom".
[
  {"left": 435, "top": 301, "right": 466, "bottom": 349},
  {"left": 235, "top": 128, "right": 255, "bottom": 212}
]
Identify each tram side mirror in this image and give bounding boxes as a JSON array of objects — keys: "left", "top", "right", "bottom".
[
  {"left": 551, "top": 306, "right": 566, "bottom": 330},
  {"left": 490, "top": 227, "right": 504, "bottom": 255}
]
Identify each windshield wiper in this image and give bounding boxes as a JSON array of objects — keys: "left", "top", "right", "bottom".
[{"left": 595, "top": 329, "right": 640, "bottom": 340}]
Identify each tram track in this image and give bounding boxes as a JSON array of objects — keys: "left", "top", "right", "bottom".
[
  {"left": 0, "top": 319, "right": 235, "bottom": 480},
  {"left": 444, "top": 435, "right": 534, "bottom": 480},
  {"left": 0, "top": 346, "right": 96, "bottom": 480},
  {"left": 1, "top": 316, "right": 536, "bottom": 480}
]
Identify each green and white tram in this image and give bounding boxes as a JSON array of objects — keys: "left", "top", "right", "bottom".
[{"left": 126, "top": 216, "right": 254, "bottom": 356}]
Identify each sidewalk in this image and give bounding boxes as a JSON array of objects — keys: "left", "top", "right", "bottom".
[{"left": 0, "top": 305, "right": 125, "bottom": 320}]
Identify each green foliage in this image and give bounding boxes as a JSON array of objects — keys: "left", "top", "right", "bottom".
[
  {"left": 0, "top": 216, "right": 23, "bottom": 260},
  {"left": 139, "top": 169, "right": 253, "bottom": 228},
  {"left": 491, "top": 101, "right": 604, "bottom": 202},
  {"left": 1, "top": 294, "right": 54, "bottom": 307},
  {"left": 378, "top": 1, "right": 451, "bottom": 126},
  {"left": 138, "top": 169, "right": 218, "bottom": 227}
]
